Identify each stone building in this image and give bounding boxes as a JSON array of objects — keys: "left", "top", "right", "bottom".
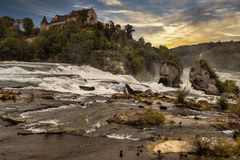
[{"left": 40, "top": 8, "right": 97, "bottom": 30}]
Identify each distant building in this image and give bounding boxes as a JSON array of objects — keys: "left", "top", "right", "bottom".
[{"left": 40, "top": 8, "right": 97, "bottom": 30}]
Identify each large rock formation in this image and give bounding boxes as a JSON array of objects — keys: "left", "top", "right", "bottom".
[
  {"left": 189, "top": 59, "right": 222, "bottom": 95},
  {"left": 103, "top": 57, "right": 128, "bottom": 74},
  {"left": 158, "top": 62, "right": 181, "bottom": 88}
]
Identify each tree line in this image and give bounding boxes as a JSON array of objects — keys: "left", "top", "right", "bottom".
[{"left": 0, "top": 16, "right": 179, "bottom": 75}]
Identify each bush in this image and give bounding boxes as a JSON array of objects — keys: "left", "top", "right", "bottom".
[
  {"left": 195, "top": 136, "right": 240, "bottom": 157},
  {"left": 217, "top": 95, "right": 228, "bottom": 110},
  {"left": 222, "top": 80, "right": 239, "bottom": 96},
  {"left": 234, "top": 129, "right": 240, "bottom": 140},
  {"left": 176, "top": 87, "right": 190, "bottom": 103},
  {"left": 228, "top": 102, "right": 240, "bottom": 117}
]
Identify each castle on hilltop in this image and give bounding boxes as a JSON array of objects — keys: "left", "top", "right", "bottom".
[{"left": 40, "top": 8, "right": 97, "bottom": 30}]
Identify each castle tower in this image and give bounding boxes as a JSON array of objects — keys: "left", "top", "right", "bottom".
[
  {"left": 40, "top": 16, "right": 49, "bottom": 30},
  {"left": 87, "top": 8, "right": 97, "bottom": 25}
]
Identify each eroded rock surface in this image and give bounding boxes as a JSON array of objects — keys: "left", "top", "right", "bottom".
[
  {"left": 158, "top": 61, "right": 181, "bottom": 88},
  {"left": 189, "top": 59, "right": 222, "bottom": 95}
]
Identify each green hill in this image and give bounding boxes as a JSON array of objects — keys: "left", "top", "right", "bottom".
[
  {"left": 171, "top": 41, "right": 240, "bottom": 71},
  {"left": 0, "top": 16, "right": 179, "bottom": 77}
]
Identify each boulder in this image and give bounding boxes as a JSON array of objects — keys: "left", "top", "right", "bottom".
[
  {"left": 158, "top": 62, "right": 181, "bottom": 88},
  {"left": 108, "top": 109, "right": 165, "bottom": 126},
  {"left": 103, "top": 57, "right": 129, "bottom": 74},
  {"left": 124, "top": 84, "right": 142, "bottom": 95},
  {"left": 189, "top": 59, "right": 222, "bottom": 95}
]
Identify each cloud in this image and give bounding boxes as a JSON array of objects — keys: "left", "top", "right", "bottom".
[
  {"left": 98, "top": 0, "right": 122, "bottom": 6},
  {"left": 13, "top": 0, "right": 63, "bottom": 17},
  {"left": 9, "top": 0, "right": 240, "bottom": 48},
  {"left": 71, "top": 0, "right": 95, "bottom": 9}
]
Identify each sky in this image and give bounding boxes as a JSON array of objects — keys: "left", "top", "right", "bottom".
[{"left": 0, "top": 0, "right": 240, "bottom": 48}]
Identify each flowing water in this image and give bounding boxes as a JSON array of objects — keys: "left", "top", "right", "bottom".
[
  {"left": 0, "top": 62, "right": 239, "bottom": 160},
  {"left": 0, "top": 61, "right": 239, "bottom": 97},
  {"left": 0, "top": 61, "right": 239, "bottom": 108},
  {"left": 0, "top": 61, "right": 239, "bottom": 136}
]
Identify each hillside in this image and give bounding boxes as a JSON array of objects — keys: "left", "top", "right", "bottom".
[
  {"left": 0, "top": 15, "right": 179, "bottom": 77},
  {"left": 171, "top": 41, "right": 240, "bottom": 71}
]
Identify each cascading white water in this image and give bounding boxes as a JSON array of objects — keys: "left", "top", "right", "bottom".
[{"left": 0, "top": 62, "right": 239, "bottom": 100}]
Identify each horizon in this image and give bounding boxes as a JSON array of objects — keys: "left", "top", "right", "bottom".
[{"left": 0, "top": 0, "right": 240, "bottom": 48}]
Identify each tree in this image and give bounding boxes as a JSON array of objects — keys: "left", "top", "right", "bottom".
[
  {"left": 0, "top": 16, "right": 15, "bottom": 27},
  {"left": 125, "top": 24, "right": 135, "bottom": 39},
  {"left": 109, "top": 20, "right": 115, "bottom": 38},
  {"left": 22, "top": 18, "right": 34, "bottom": 35},
  {"left": 138, "top": 37, "right": 145, "bottom": 45},
  {"left": 0, "top": 37, "right": 28, "bottom": 60},
  {"left": 115, "top": 24, "right": 121, "bottom": 31}
]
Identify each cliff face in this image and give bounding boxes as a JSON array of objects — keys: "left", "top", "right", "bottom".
[{"left": 171, "top": 41, "right": 240, "bottom": 71}]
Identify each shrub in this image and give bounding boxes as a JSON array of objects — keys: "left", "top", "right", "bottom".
[
  {"left": 234, "top": 129, "right": 240, "bottom": 140},
  {"left": 195, "top": 136, "right": 240, "bottom": 157},
  {"left": 217, "top": 95, "right": 228, "bottom": 110},
  {"left": 176, "top": 87, "right": 190, "bottom": 104},
  {"left": 228, "top": 102, "right": 240, "bottom": 117},
  {"left": 222, "top": 80, "right": 239, "bottom": 96}
]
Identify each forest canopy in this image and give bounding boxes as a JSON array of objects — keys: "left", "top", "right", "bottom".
[{"left": 0, "top": 16, "right": 179, "bottom": 76}]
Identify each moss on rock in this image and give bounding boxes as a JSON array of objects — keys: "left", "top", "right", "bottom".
[{"left": 108, "top": 108, "right": 165, "bottom": 126}]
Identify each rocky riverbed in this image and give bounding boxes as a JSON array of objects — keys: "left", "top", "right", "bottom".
[{"left": 0, "top": 62, "right": 239, "bottom": 160}]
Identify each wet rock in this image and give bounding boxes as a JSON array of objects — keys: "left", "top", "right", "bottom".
[
  {"left": 158, "top": 61, "right": 181, "bottom": 88},
  {"left": 0, "top": 90, "right": 21, "bottom": 101},
  {"left": 111, "top": 93, "right": 129, "bottom": 99},
  {"left": 197, "top": 100, "right": 212, "bottom": 110},
  {"left": 153, "top": 140, "right": 194, "bottom": 154},
  {"left": 41, "top": 93, "right": 55, "bottom": 100},
  {"left": 189, "top": 59, "right": 223, "bottom": 95},
  {"left": 108, "top": 109, "right": 165, "bottom": 126},
  {"left": 140, "top": 89, "right": 154, "bottom": 97},
  {"left": 0, "top": 116, "right": 24, "bottom": 126},
  {"left": 79, "top": 86, "right": 95, "bottom": 91},
  {"left": 120, "top": 150, "right": 123, "bottom": 157},
  {"left": 103, "top": 57, "right": 128, "bottom": 74},
  {"left": 159, "top": 106, "right": 167, "bottom": 110},
  {"left": 138, "top": 105, "right": 145, "bottom": 109},
  {"left": 125, "top": 84, "right": 142, "bottom": 95}
]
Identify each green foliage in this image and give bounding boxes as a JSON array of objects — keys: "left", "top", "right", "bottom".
[
  {"left": 176, "top": 87, "right": 190, "bottom": 103},
  {"left": 125, "top": 24, "right": 135, "bottom": 39},
  {"left": 195, "top": 136, "right": 240, "bottom": 157},
  {"left": 0, "top": 37, "right": 29, "bottom": 60},
  {"left": 22, "top": 18, "right": 34, "bottom": 35},
  {"left": 141, "top": 108, "right": 165, "bottom": 125},
  {"left": 217, "top": 95, "right": 228, "bottom": 110},
  {"left": 234, "top": 129, "right": 240, "bottom": 140},
  {"left": 110, "top": 108, "right": 165, "bottom": 126},
  {"left": 0, "top": 16, "right": 181, "bottom": 75},
  {"left": 227, "top": 101, "right": 240, "bottom": 117},
  {"left": 172, "top": 41, "right": 240, "bottom": 71},
  {"left": 222, "top": 80, "right": 239, "bottom": 96}
]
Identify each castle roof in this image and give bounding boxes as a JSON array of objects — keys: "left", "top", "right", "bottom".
[
  {"left": 50, "top": 9, "right": 92, "bottom": 24},
  {"left": 41, "top": 16, "right": 48, "bottom": 24}
]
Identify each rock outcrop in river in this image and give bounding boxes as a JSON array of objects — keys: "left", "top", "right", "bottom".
[
  {"left": 158, "top": 61, "right": 181, "bottom": 88},
  {"left": 189, "top": 59, "right": 223, "bottom": 95}
]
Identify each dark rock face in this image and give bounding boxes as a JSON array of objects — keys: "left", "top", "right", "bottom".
[
  {"left": 124, "top": 84, "right": 142, "bottom": 95},
  {"left": 158, "top": 62, "right": 181, "bottom": 88},
  {"left": 189, "top": 59, "right": 222, "bottom": 95},
  {"left": 79, "top": 86, "right": 95, "bottom": 91}
]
